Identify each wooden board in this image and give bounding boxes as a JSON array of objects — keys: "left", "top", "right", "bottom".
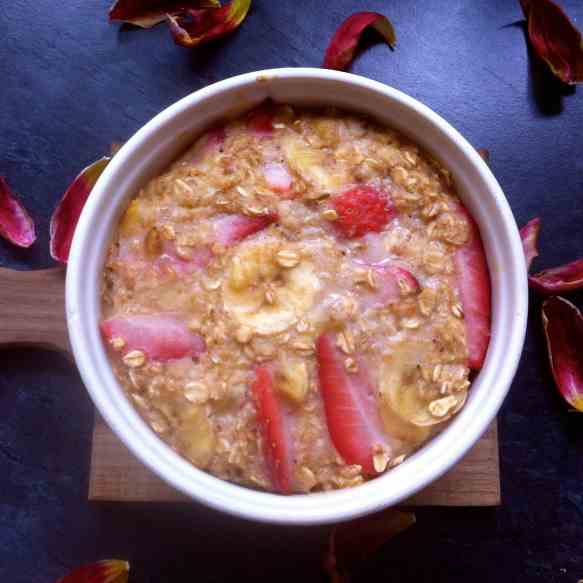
[
  {"left": 0, "top": 267, "right": 501, "bottom": 507},
  {"left": 89, "top": 416, "right": 500, "bottom": 506}
]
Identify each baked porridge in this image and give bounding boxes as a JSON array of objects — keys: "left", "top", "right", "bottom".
[{"left": 101, "top": 103, "right": 491, "bottom": 494}]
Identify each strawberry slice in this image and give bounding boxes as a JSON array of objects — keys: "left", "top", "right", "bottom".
[
  {"left": 101, "top": 315, "right": 206, "bottom": 361},
  {"left": 453, "top": 208, "right": 491, "bottom": 369},
  {"left": 213, "top": 213, "right": 277, "bottom": 247},
  {"left": 247, "top": 104, "right": 274, "bottom": 137},
  {"left": 263, "top": 161, "right": 293, "bottom": 192},
  {"left": 205, "top": 125, "right": 226, "bottom": 150},
  {"left": 360, "top": 262, "right": 420, "bottom": 308},
  {"left": 316, "top": 333, "right": 389, "bottom": 474},
  {"left": 182, "top": 125, "right": 226, "bottom": 165},
  {"left": 251, "top": 365, "right": 293, "bottom": 494},
  {"left": 332, "top": 186, "right": 396, "bottom": 239},
  {"left": 155, "top": 244, "right": 213, "bottom": 275}
]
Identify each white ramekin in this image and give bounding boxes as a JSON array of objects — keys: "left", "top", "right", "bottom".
[{"left": 66, "top": 68, "right": 528, "bottom": 525}]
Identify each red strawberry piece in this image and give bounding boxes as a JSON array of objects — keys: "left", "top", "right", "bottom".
[
  {"left": 101, "top": 315, "right": 206, "bottom": 361},
  {"left": 360, "top": 262, "right": 420, "bottom": 308},
  {"left": 205, "top": 125, "right": 226, "bottom": 150},
  {"left": 182, "top": 125, "right": 225, "bottom": 164},
  {"left": 213, "top": 213, "right": 277, "bottom": 247},
  {"left": 263, "top": 161, "right": 293, "bottom": 192},
  {"left": 251, "top": 365, "right": 293, "bottom": 494},
  {"left": 453, "top": 208, "right": 491, "bottom": 370},
  {"left": 155, "top": 241, "right": 213, "bottom": 275},
  {"left": 316, "top": 333, "right": 389, "bottom": 474},
  {"left": 332, "top": 186, "right": 396, "bottom": 239},
  {"left": 247, "top": 104, "right": 274, "bottom": 137}
]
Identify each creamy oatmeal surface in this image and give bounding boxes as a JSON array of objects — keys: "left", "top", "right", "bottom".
[{"left": 101, "top": 103, "right": 491, "bottom": 494}]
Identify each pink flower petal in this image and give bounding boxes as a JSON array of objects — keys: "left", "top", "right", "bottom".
[
  {"left": 542, "top": 296, "right": 583, "bottom": 412},
  {"left": 57, "top": 559, "right": 129, "bottom": 583},
  {"left": 50, "top": 157, "right": 110, "bottom": 263},
  {"left": 109, "top": 0, "right": 220, "bottom": 28},
  {"left": 323, "top": 12, "right": 396, "bottom": 71},
  {"left": 519, "top": 217, "right": 541, "bottom": 272},
  {"left": 0, "top": 177, "right": 36, "bottom": 248},
  {"left": 520, "top": 0, "right": 583, "bottom": 85},
  {"left": 529, "top": 258, "right": 583, "bottom": 294},
  {"left": 167, "top": 0, "right": 251, "bottom": 48}
]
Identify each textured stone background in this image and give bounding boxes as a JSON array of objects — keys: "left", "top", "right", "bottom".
[{"left": 1, "top": 0, "right": 582, "bottom": 581}]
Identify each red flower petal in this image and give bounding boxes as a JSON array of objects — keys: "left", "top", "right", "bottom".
[
  {"left": 50, "top": 157, "right": 110, "bottom": 263},
  {"left": 323, "top": 12, "right": 396, "bottom": 71},
  {"left": 529, "top": 258, "right": 583, "bottom": 294},
  {"left": 0, "top": 177, "right": 36, "bottom": 248},
  {"left": 109, "top": 0, "right": 219, "bottom": 28},
  {"left": 57, "top": 559, "right": 129, "bottom": 583},
  {"left": 167, "top": 0, "right": 251, "bottom": 48},
  {"left": 542, "top": 296, "right": 583, "bottom": 412},
  {"left": 324, "top": 510, "right": 415, "bottom": 582},
  {"left": 520, "top": 0, "right": 583, "bottom": 85},
  {"left": 519, "top": 217, "right": 541, "bottom": 272}
]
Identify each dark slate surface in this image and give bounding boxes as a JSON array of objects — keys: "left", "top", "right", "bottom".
[{"left": 1, "top": 1, "right": 582, "bottom": 581}]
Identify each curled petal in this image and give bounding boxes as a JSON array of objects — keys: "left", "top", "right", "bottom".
[
  {"left": 57, "top": 559, "right": 129, "bottom": 583},
  {"left": 50, "top": 157, "right": 110, "bottom": 263},
  {"left": 520, "top": 0, "right": 583, "bottom": 85},
  {"left": 323, "top": 12, "right": 396, "bottom": 71},
  {"left": 109, "top": 0, "right": 219, "bottom": 28},
  {"left": 529, "top": 258, "right": 583, "bottom": 294},
  {"left": 168, "top": 0, "right": 251, "bottom": 48},
  {"left": 542, "top": 296, "right": 583, "bottom": 412},
  {"left": 0, "top": 177, "right": 36, "bottom": 248},
  {"left": 520, "top": 217, "right": 541, "bottom": 272},
  {"left": 324, "top": 510, "right": 415, "bottom": 581}
]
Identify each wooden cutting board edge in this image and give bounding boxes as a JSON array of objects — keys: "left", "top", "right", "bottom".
[{"left": 89, "top": 415, "right": 500, "bottom": 506}]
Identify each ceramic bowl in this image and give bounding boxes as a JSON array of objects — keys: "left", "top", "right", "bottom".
[{"left": 66, "top": 68, "right": 528, "bottom": 525}]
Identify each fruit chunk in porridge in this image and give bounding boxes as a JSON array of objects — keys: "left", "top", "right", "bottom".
[{"left": 101, "top": 103, "right": 491, "bottom": 494}]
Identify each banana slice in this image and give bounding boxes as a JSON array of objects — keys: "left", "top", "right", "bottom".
[
  {"left": 379, "top": 354, "right": 467, "bottom": 427},
  {"left": 223, "top": 239, "right": 321, "bottom": 336},
  {"left": 378, "top": 400, "right": 431, "bottom": 444},
  {"left": 275, "top": 353, "right": 309, "bottom": 404},
  {"left": 282, "top": 133, "right": 346, "bottom": 196},
  {"left": 382, "top": 378, "right": 467, "bottom": 427}
]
